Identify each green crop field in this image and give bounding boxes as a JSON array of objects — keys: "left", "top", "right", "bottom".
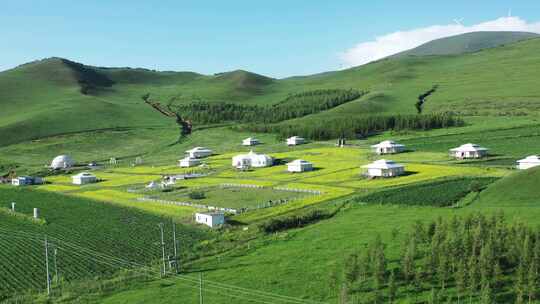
[
  {"left": 2, "top": 32, "right": 540, "bottom": 303},
  {"left": 0, "top": 187, "right": 213, "bottom": 298},
  {"left": 357, "top": 177, "right": 498, "bottom": 207},
  {"left": 152, "top": 186, "right": 308, "bottom": 210}
]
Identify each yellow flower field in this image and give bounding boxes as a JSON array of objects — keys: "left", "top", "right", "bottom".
[{"left": 74, "top": 189, "right": 198, "bottom": 218}]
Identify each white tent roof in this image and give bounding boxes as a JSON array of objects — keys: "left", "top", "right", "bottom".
[
  {"left": 517, "top": 155, "right": 540, "bottom": 163},
  {"left": 362, "top": 159, "right": 404, "bottom": 169},
  {"left": 233, "top": 151, "right": 272, "bottom": 162},
  {"left": 186, "top": 147, "right": 212, "bottom": 153},
  {"left": 180, "top": 156, "right": 199, "bottom": 162},
  {"left": 50, "top": 155, "right": 74, "bottom": 168},
  {"left": 72, "top": 172, "right": 95, "bottom": 178},
  {"left": 288, "top": 136, "right": 304, "bottom": 140},
  {"left": 450, "top": 143, "right": 488, "bottom": 152},
  {"left": 146, "top": 181, "right": 160, "bottom": 188},
  {"left": 288, "top": 159, "right": 312, "bottom": 165},
  {"left": 371, "top": 140, "right": 405, "bottom": 148}
]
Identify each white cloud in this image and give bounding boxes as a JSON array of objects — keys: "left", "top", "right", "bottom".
[{"left": 340, "top": 16, "right": 540, "bottom": 68}]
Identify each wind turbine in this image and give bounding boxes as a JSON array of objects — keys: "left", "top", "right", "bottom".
[{"left": 453, "top": 18, "right": 464, "bottom": 26}]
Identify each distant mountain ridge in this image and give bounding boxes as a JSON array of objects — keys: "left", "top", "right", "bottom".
[{"left": 392, "top": 31, "right": 539, "bottom": 58}]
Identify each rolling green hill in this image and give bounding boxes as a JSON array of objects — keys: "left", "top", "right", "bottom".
[
  {"left": 2, "top": 34, "right": 540, "bottom": 146},
  {"left": 4, "top": 32, "right": 540, "bottom": 303},
  {"left": 474, "top": 166, "right": 540, "bottom": 207},
  {"left": 392, "top": 31, "right": 539, "bottom": 58}
]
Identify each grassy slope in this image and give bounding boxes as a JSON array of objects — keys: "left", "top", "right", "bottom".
[
  {"left": 393, "top": 31, "right": 539, "bottom": 57},
  {"left": 0, "top": 186, "right": 210, "bottom": 296},
  {"left": 3, "top": 34, "right": 540, "bottom": 303},
  {"left": 474, "top": 166, "right": 540, "bottom": 207},
  {"left": 3, "top": 37, "right": 540, "bottom": 146}
]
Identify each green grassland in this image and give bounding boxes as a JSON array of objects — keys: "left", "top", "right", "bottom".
[
  {"left": 154, "top": 186, "right": 308, "bottom": 210},
  {"left": 2, "top": 35, "right": 540, "bottom": 146},
  {"left": 3, "top": 33, "right": 540, "bottom": 303},
  {"left": 392, "top": 31, "right": 539, "bottom": 58},
  {"left": 474, "top": 166, "right": 540, "bottom": 208},
  {"left": 357, "top": 177, "right": 498, "bottom": 207},
  {"left": 0, "top": 187, "right": 211, "bottom": 298}
]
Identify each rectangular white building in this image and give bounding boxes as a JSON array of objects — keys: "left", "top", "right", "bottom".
[
  {"left": 195, "top": 212, "right": 225, "bottom": 228},
  {"left": 179, "top": 157, "right": 201, "bottom": 168},
  {"left": 371, "top": 140, "right": 406, "bottom": 155},
  {"left": 287, "top": 136, "right": 305, "bottom": 146},
  {"left": 517, "top": 155, "right": 540, "bottom": 170},
  {"left": 362, "top": 159, "right": 405, "bottom": 178},
  {"left": 287, "top": 159, "right": 313, "bottom": 173},
  {"left": 72, "top": 172, "right": 97, "bottom": 185},
  {"left": 242, "top": 137, "right": 260, "bottom": 146},
  {"left": 449, "top": 143, "right": 488, "bottom": 159},
  {"left": 186, "top": 147, "right": 213, "bottom": 159},
  {"left": 12, "top": 176, "right": 43, "bottom": 186}
]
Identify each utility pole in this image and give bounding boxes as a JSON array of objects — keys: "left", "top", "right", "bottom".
[
  {"left": 158, "top": 223, "right": 166, "bottom": 276},
  {"left": 199, "top": 272, "right": 203, "bottom": 304},
  {"left": 172, "top": 220, "right": 179, "bottom": 274},
  {"left": 53, "top": 248, "right": 59, "bottom": 285},
  {"left": 44, "top": 237, "right": 51, "bottom": 296}
]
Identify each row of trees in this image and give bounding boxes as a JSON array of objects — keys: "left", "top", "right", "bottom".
[
  {"left": 335, "top": 213, "right": 539, "bottom": 303},
  {"left": 258, "top": 209, "right": 331, "bottom": 233},
  {"left": 169, "top": 89, "right": 366, "bottom": 124},
  {"left": 240, "top": 112, "right": 464, "bottom": 140}
]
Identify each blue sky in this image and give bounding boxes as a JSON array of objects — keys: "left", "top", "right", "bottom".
[{"left": 1, "top": 0, "right": 540, "bottom": 78}]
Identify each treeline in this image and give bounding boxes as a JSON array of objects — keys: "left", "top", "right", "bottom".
[
  {"left": 170, "top": 89, "right": 365, "bottom": 124},
  {"left": 335, "top": 213, "right": 539, "bottom": 303},
  {"left": 240, "top": 112, "right": 464, "bottom": 140},
  {"left": 258, "top": 209, "right": 331, "bottom": 233}
]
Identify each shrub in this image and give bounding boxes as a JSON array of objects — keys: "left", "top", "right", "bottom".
[
  {"left": 188, "top": 191, "right": 206, "bottom": 200},
  {"left": 357, "top": 177, "right": 497, "bottom": 207},
  {"left": 258, "top": 209, "right": 331, "bottom": 233}
]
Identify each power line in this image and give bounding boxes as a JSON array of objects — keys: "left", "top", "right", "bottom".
[{"left": 0, "top": 227, "right": 327, "bottom": 304}]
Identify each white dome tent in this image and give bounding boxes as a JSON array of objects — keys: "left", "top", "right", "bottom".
[{"left": 50, "top": 155, "right": 75, "bottom": 169}]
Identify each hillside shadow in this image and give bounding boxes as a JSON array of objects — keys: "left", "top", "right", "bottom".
[{"left": 402, "top": 171, "right": 418, "bottom": 177}]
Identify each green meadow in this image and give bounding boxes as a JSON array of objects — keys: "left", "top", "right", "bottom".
[{"left": 2, "top": 33, "right": 540, "bottom": 303}]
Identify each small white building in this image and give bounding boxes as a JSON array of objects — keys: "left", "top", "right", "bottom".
[
  {"left": 179, "top": 157, "right": 201, "bottom": 168},
  {"left": 232, "top": 151, "right": 273, "bottom": 169},
  {"left": 449, "top": 143, "right": 489, "bottom": 159},
  {"left": 242, "top": 137, "right": 260, "bottom": 146},
  {"left": 362, "top": 159, "right": 405, "bottom": 178},
  {"left": 287, "top": 159, "right": 313, "bottom": 173},
  {"left": 50, "top": 155, "right": 75, "bottom": 169},
  {"left": 195, "top": 212, "right": 225, "bottom": 228},
  {"left": 371, "top": 140, "right": 406, "bottom": 155},
  {"left": 287, "top": 136, "right": 305, "bottom": 146},
  {"left": 72, "top": 172, "right": 97, "bottom": 185},
  {"left": 517, "top": 155, "right": 540, "bottom": 170},
  {"left": 186, "top": 147, "right": 213, "bottom": 159},
  {"left": 12, "top": 176, "right": 43, "bottom": 186}
]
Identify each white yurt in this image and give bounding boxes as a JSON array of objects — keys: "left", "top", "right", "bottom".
[
  {"left": 287, "top": 159, "right": 313, "bottom": 173},
  {"left": 50, "top": 155, "right": 75, "bottom": 169},
  {"left": 232, "top": 151, "right": 273, "bottom": 169},
  {"left": 362, "top": 159, "right": 405, "bottom": 178},
  {"left": 72, "top": 172, "right": 97, "bottom": 185},
  {"left": 371, "top": 140, "right": 406, "bottom": 155},
  {"left": 517, "top": 155, "right": 540, "bottom": 170}
]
